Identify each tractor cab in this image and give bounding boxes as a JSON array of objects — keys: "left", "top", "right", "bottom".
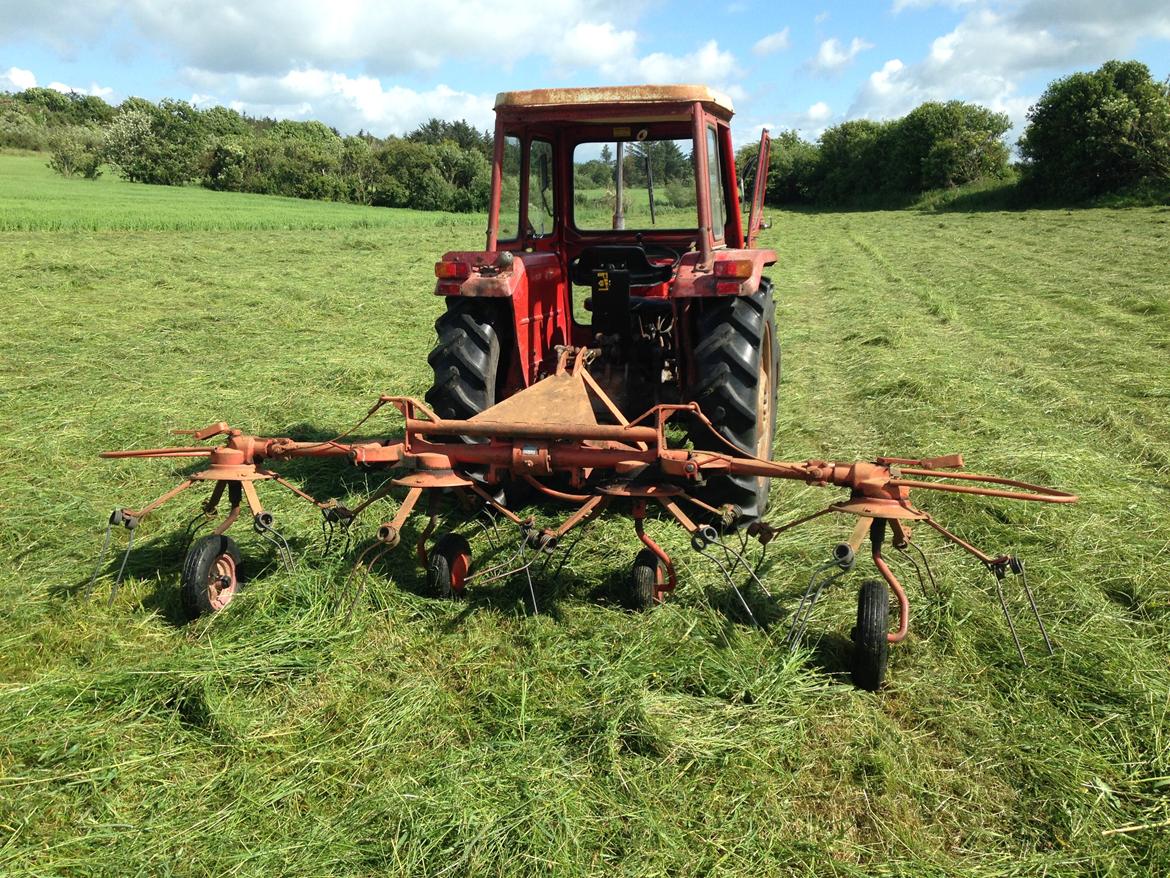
[{"left": 429, "top": 85, "right": 779, "bottom": 521}]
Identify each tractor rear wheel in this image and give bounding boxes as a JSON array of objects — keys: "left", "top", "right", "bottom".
[
  {"left": 425, "top": 298, "right": 511, "bottom": 424},
  {"left": 686, "top": 281, "right": 780, "bottom": 523}
]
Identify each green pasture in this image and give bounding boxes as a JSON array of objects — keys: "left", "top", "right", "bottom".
[{"left": 1, "top": 152, "right": 1168, "bottom": 876}]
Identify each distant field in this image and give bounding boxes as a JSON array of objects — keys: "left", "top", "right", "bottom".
[
  {"left": 1, "top": 153, "right": 1169, "bottom": 876},
  {"left": 0, "top": 152, "right": 482, "bottom": 232}
]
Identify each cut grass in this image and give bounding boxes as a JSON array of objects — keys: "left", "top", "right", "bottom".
[{"left": 1, "top": 153, "right": 1169, "bottom": 876}]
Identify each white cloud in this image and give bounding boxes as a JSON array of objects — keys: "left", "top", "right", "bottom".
[
  {"left": 753, "top": 28, "right": 791, "bottom": 56},
  {"left": 815, "top": 11, "right": 830, "bottom": 24},
  {"left": 849, "top": 1, "right": 1170, "bottom": 133},
  {"left": 184, "top": 68, "right": 495, "bottom": 135},
  {"left": 1, "top": 66, "right": 37, "bottom": 91},
  {"left": 0, "top": 66, "right": 114, "bottom": 98},
  {"left": 559, "top": 21, "right": 638, "bottom": 69},
  {"left": 806, "top": 100, "right": 832, "bottom": 122},
  {"left": 0, "top": 0, "right": 652, "bottom": 77},
  {"left": 808, "top": 37, "right": 873, "bottom": 74},
  {"left": 48, "top": 80, "right": 114, "bottom": 98},
  {"left": 612, "top": 39, "right": 740, "bottom": 84}
]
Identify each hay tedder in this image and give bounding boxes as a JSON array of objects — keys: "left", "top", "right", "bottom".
[{"left": 91, "top": 86, "right": 1076, "bottom": 689}]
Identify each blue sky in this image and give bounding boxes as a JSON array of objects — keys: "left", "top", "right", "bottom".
[{"left": 2, "top": 1, "right": 1169, "bottom": 146}]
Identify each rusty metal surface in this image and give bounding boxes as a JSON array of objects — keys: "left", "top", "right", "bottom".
[
  {"left": 469, "top": 371, "right": 596, "bottom": 428},
  {"left": 494, "top": 84, "right": 734, "bottom": 115},
  {"left": 98, "top": 362, "right": 1077, "bottom": 666}
]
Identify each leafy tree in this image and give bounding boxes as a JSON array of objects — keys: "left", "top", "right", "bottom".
[
  {"left": 885, "top": 101, "right": 1010, "bottom": 191},
  {"left": 739, "top": 130, "right": 821, "bottom": 205},
  {"left": 1019, "top": 60, "right": 1170, "bottom": 198},
  {"left": 407, "top": 118, "right": 491, "bottom": 156},
  {"left": 813, "top": 118, "right": 887, "bottom": 203},
  {"left": 104, "top": 98, "right": 206, "bottom": 185},
  {"left": 46, "top": 127, "right": 103, "bottom": 178}
]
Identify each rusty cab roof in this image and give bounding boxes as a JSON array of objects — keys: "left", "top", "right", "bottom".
[{"left": 493, "top": 84, "right": 734, "bottom": 124}]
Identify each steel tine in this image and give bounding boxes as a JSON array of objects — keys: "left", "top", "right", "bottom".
[
  {"left": 524, "top": 565, "right": 540, "bottom": 616},
  {"left": 698, "top": 546, "right": 760, "bottom": 628},
  {"left": 895, "top": 545, "right": 928, "bottom": 597},
  {"left": 343, "top": 544, "right": 390, "bottom": 625},
  {"left": 85, "top": 515, "right": 116, "bottom": 601},
  {"left": 107, "top": 525, "right": 136, "bottom": 607},
  {"left": 1014, "top": 558, "right": 1055, "bottom": 656},
  {"left": 989, "top": 565, "right": 1027, "bottom": 665},
  {"left": 908, "top": 540, "right": 940, "bottom": 596}
]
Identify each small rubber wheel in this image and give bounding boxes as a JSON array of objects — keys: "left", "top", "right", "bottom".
[
  {"left": 427, "top": 533, "right": 471, "bottom": 599},
  {"left": 181, "top": 534, "right": 243, "bottom": 620},
  {"left": 629, "top": 548, "right": 665, "bottom": 611},
  {"left": 851, "top": 579, "right": 890, "bottom": 691}
]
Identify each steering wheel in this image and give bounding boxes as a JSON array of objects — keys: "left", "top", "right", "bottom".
[{"left": 641, "top": 242, "right": 682, "bottom": 272}]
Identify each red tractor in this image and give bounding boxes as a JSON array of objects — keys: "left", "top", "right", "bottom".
[{"left": 425, "top": 85, "right": 778, "bottom": 521}]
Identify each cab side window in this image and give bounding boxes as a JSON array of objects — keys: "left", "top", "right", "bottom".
[{"left": 527, "top": 139, "right": 555, "bottom": 237}]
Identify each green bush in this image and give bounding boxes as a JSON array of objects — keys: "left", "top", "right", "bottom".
[
  {"left": 46, "top": 127, "right": 103, "bottom": 179},
  {"left": 1019, "top": 60, "right": 1170, "bottom": 199}
]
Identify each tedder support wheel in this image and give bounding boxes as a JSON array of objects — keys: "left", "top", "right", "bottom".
[
  {"left": 628, "top": 548, "right": 666, "bottom": 610},
  {"left": 851, "top": 579, "right": 890, "bottom": 691},
  {"left": 427, "top": 533, "right": 471, "bottom": 599},
  {"left": 687, "top": 280, "right": 780, "bottom": 524},
  {"left": 425, "top": 298, "right": 511, "bottom": 424},
  {"left": 181, "top": 534, "right": 243, "bottom": 619}
]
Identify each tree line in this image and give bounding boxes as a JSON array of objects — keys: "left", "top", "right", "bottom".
[
  {"left": 0, "top": 87, "right": 493, "bottom": 212},
  {"left": 740, "top": 60, "right": 1170, "bottom": 207},
  {"left": 2, "top": 59, "right": 1167, "bottom": 211}
]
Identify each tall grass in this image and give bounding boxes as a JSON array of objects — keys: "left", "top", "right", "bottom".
[{"left": 1, "top": 152, "right": 1168, "bottom": 876}]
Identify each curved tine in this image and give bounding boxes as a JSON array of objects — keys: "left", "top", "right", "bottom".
[
  {"left": 1017, "top": 560, "right": 1055, "bottom": 656},
  {"left": 549, "top": 520, "right": 592, "bottom": 579},
  {"left": 987, "top": 566, "right": 1027, "bottom": 665},
  {"left": 708, "top": 532, "right": 772, "bottom": 598},
  {"left": 696, "top": 545, "right": 760, "bottom": 628},
  {"left": 471, "top": 513, "right": 497, "bottom": 551},
  {"left": 106, "top": 527, "right": 136, "bottom": 607},
  {"left": 524, "top": 565, "right": 540, "bottom": 616},
  {"left": 785, "top": 558, "right": 838, "bottom": 646},
  {"left": 895, "top": 545, "right": 929, "bottom": 597},
  {"left": 786, "top": 561, "right": 849, "bottom": 650},
  {"left": 256, "top": 519, "right": 294, "bottom": 571},
  {"left": 908, "top": 540, "right": 940, "bottom": 596},
  {"left": 84, "top": 517, "right": 116, "bottom": 600},
  {"left": 343, "top": 544, "right": 391, "bottom": 625},
  {"left": 466, "top": 532, "right": 527, "bottom": 585}
]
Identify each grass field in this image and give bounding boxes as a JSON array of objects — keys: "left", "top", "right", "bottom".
[{"left": 1, "top": 152, "right": 1169, "bottom": 876}]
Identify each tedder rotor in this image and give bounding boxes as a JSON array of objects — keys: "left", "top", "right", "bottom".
[{"left": 90, "top": 85, "right": 1077, "bottom": 689}]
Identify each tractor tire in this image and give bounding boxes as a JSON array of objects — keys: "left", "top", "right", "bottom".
[
  {"left": 628, "top": 548, "right": 664, "bottom": 611},
  {"left": 851, "top": 579, "right": 890, "bottom": 691},
  {"left": 427, "top": 533, "right": 471, "bottom": 599},
  {"left": 686, "top": 281, "right": 780, "bottom": 523},
  {"left": 181, "top": 534, "right": 243, "bottom": 620},
  {"left": 425, "top": 298, "right": 510, "bottom": 426}
]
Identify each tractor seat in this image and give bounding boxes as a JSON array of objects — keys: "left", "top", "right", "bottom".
[{"left": 569, "top": 245, "right": 674, "bottom": 288}]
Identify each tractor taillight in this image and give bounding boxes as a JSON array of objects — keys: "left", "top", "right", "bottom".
[
  {"left": 435, "top": 260, "right": 471, "bottom": 280},
  {"left": 713, "top": 259, "right": 754, "bottom": 279}
]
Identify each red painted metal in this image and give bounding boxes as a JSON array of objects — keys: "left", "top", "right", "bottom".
[{"left": 449, "top": 85, "right": 778, "bottom": 397}]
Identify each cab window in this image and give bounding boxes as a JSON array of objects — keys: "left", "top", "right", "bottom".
[
  {"left": 527, "top": 139, "right": 555, "bottom": 238},
  {"left": 498, "top": 135, "right": 521, "bottom": 241},
  {"left": 706, "top": 126, "right": 725, "bottom": 240}
]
